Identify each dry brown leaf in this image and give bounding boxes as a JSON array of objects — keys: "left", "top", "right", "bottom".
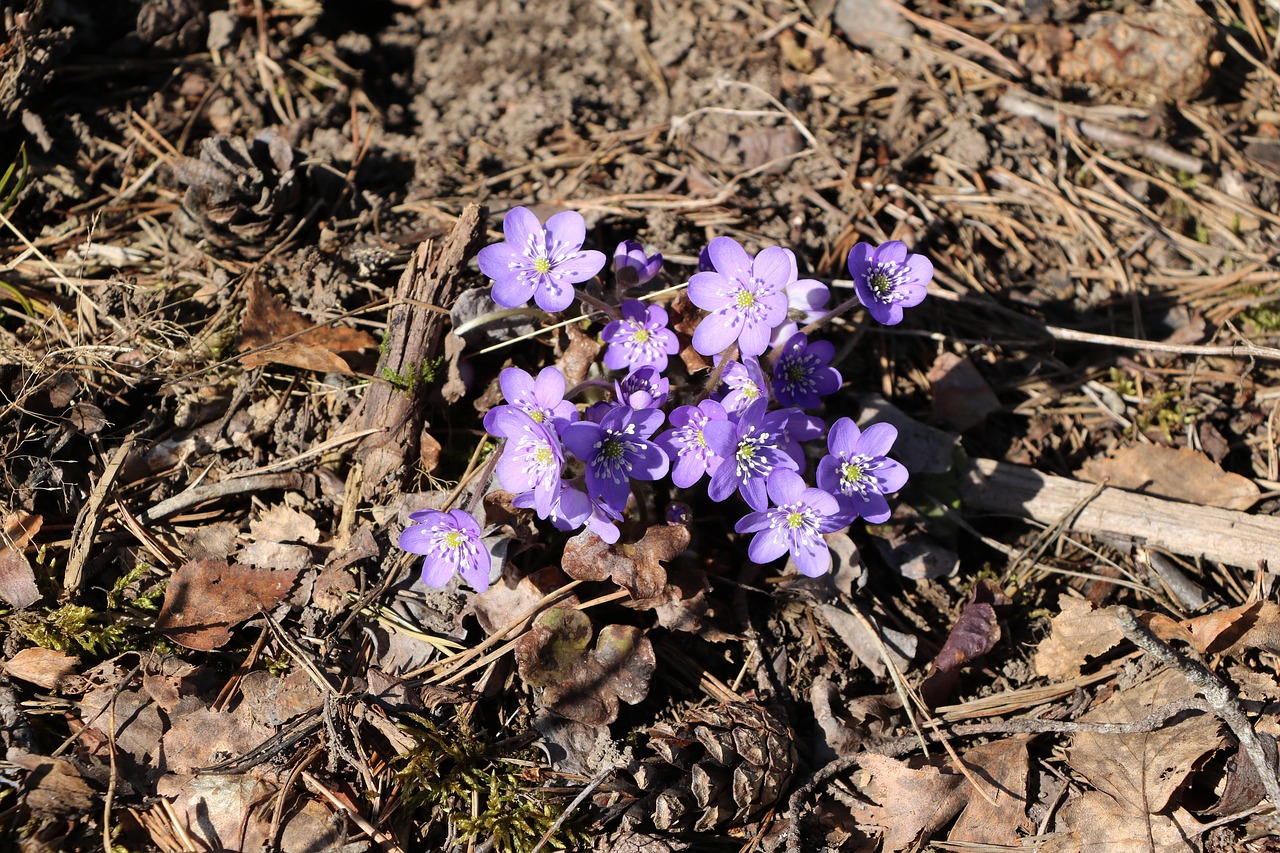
[
  {"left": 948, "top": 737, "right": 1032, "bottom": 845},
  {"left": 561, "top": 524, "right": 689, "bottom": 600},
  {"left": 1042, "top": 793, "right": 1204, "bottom": 853},
  {"left": 1069, "top": 668, "right": 1223, "bottom": 813},
  {"left": 626, "top": 568, "right": 709, "bottom": 633},
  {"left": 1078, "top": 444, "right": 1260, "bottom": 511},
  {"left": 81, "top": 685, "right": 166, "bottom": 776},
  {"left": 817, "top": 603, "right": 916, "bottom": 677},
  {"left": 1184, "top": 600, "right": 1280, "bottom": 657},
  {"left": 921, "top": 579, "right": 1009, "bottom": 707},
  {"left": 160, "top": 704, "right": 275, "bottom": 775},
  {"left": 558, "top": 322, "right": 602, "bottom": 387},
  {"left": 13, "top": 755, "right": 98, "bottom": 817},
  {"left": 237, "top": 278, "right": 376, "bottom": 374},
  {"left": 513, "top": 607, "right": 655, "bottom": 725},
  {"left": 927, "top": 352, "right": 1001, "bottom": 431},
  {"left": 1034, "top": 595, "right": 1124, "bottom": 680},
  {"left": 0, "top": 550, "right": 39, "bottom": 609},
  {"left": 472, "top": 566, "right": 577, "bottom": 637},
  {"left": 156, "top": 560, "right": 300, "bottom": 651},
  {"left": 4, "top": 648, "right": 79, "bottom": 691},
  {"left": 849, "top": 752, "right": 966, "bottom": 851}
]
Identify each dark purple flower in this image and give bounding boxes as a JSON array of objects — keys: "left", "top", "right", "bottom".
[
  {"left": 482, "top": 366, "right": 577, "bottom": 431},
  {"left": 697, "top": 246, "right": 715, "bottom": 272},
  {"left": 816, "top": 417, "right": 909, "bottom": 524},
  {"left": 485, "top": 407, "right": 565, "bottom": 518},
  {"left": 735, "top": 470, "right": 843, "bottom": 577},
  {"left": 615, "top": 366, "right": 669, "bottom": 410},
  {"left": 716, "top": 356, "right": 769, "bottom": 416},
  {"left": 584, "top": 400, "right": 615, "bottom": 424},
  {"left": 477, "top": 207, "right": 606, "bottom": 312},
  {"left": 614, "top": 240, "right": 664, "bottom": 288},
  {"left": 399, "top": 508, "right": 491, "bottom": 592},
  {"left": 773, "top": 407, "right": 825, "bottom": 467},
  {"left": 703, "top": 401, "right": 800, "bottom": 511},
  {"left": 847, "top": 240, "right": 932, "bottom": 326},
  {"left": 511, "top": 479, "right": 624, "bottom": 543},
  {"left": 561, "top": 406, "right": 668, "bottom": 512},
  {"left": 654, "top": 399, "right": 729, "bottom": 488},
  {"left": 603, "top": 300, "right": 680, "bottom": 373},
  {"left": 688, "top": 237, "right": 790, "bottom": 357},
  {"left": 771, "top": 333, "right": 842, "bottom": 409}
]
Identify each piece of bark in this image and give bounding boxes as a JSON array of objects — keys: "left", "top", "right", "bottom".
[
  {"left": 347, "top": 204, "right": 485, "bottom": 496},
  {"left": 960, "top": 458, "right": 1280, "bottom": 569}
]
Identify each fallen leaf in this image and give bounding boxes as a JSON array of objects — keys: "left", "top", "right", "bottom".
[
  {"left": 1182, "top": 600, "right": 1280, "bottom": 657},
  {"left": 1042, "top": 793, "right": 1204, "bottom": 853},
  {"left": 157, "top": 773, "right": 276, "bottom": 850},
  {"left": 870, "top": 525, "right": 959, "bottom": 580},
  {"left": 237, "top": 278, "right": 377, "bottom": 374},
  {"left": 156, "top": 560, "right": 300, "bottom": 651},
  {"left": 472, "top": 566, "right": 577, "bottom": 637},
  {"left": 849, "top": 752, "right": 965, "bottom": 851},
  {"left": 160, "top": 704, "right": 275, "bottom": 775},
  {"left": 81, "top": 684, "right": 166, "bottom": 778},
  {"left": 14, "top": 755, "right": 97, "bottom": 817},
  {"left": 927, "top": 352, "right": 1002, "bottom": 431},
  {"left": 238, "top": 668, "right": 325, "bottom": 727},
  {"left": 4, "top": 648, "right": 79, "bottom": 691},
  {"left": 627, "top": 568, "right": 709, "bottom": 633},
  {"left": 948, "top": 737, "right": 1032, "bottom": 845},
  {"left": 817, "top": 603, "right": 916, "bottom": 677},
  {"left": 921, "top": 579, "right": 1010, "bottom": 707},
  {"left": 0, "top": 550, "right": 39, "bottom": 609},
  {"left": 1078, "top": 444, "right": 1260, "bottom": 511},
  {"left": 514, "top": 607, "right": 656, "bottom": 725},
  {"left": 1034, "top": 595, "right": 1124, "bottom": 680},
  {"left": 561, "top": 524, "right": 690, "bottom": 600},
  {"left": 1069, "top": 668, "right": 1223, "bottom": 813},
  {"left": 557, "top": 322, "right": 602, "bottom": 387}
]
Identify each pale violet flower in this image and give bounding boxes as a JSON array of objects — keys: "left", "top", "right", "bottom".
[
  {"left": 477, "top": 207, "right": 606, "bottom": 312},
  {"left": 688, "top": 236, "right": 790, "bottom": 357}
]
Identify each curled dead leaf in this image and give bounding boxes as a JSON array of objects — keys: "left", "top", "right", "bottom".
[
  {"left": 920, "top": 579, "right": 1010, "bottom": 707},
  {"left": 1078, "top": 444, "right": 1260, "bottom": 511},
  {"left": 514, "top": 606, "right": 656, "bottom": 725},
  {"left": 237, "top": 278, "right": 377, "bottom": 374}
]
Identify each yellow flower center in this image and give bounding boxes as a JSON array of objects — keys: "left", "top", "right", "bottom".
[
  {"left": 786, "top": 511, "right": 805, "bottom": 529},
  {"left": 842, "top": 461, "right": 865, "bottom": 483},
  {"left": 735, "top": 290, "right": 756, "bottom": 309},
  {"left": 695, "top": 429, "right": 706, "bottom": 447},
  {"left": 633, "top": 329, "right": 651, "bottom": 344},
  {"left": 869, "top": 272, "right": 892, "bottom": 296},
  {"left": 534, "top": 445, "right": 554, "bottom": 464},
  {"left": 742, "top": 383, "right": 760, "bottom": 400},
  {"left": 737, "top": 444, "right": 755, "bottom": 462},
  {"left": 529, "top": 410, "right": 545, "bottom": 423},
  {"left": 534, "top": 257, "right": 552, "bottom": 275},
  {"left": 442, "top": 531, "right": 467, "bottom": 549}
]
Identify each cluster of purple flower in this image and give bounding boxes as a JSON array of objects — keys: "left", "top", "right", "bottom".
[{"left": 400, "top": 207, "right": 930, "bottom": 591}]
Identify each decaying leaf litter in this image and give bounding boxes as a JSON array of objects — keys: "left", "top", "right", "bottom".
[{"left": 5, "top": 0, "right": 1280, "bottom": 850}]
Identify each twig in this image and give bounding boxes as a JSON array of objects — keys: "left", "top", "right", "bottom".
[
  {"left": 65, "top": 433, "right": 136, "bottom": 595},
  {"left": 529, "top": 763, "right": 616, "bottom": 853},
  {"left": 999, "top": 92, "right": 1205, "bottom": 175},
  {"left": 141, "top": 472, "right": 303, "bottom": 523},
  {"left": 301, "top": 771, "right": 407, "bottom": 853},
  {"left": 783, "top": 754, "right": 861, "bottom": 853},
  {"left": 1115, "top": 606, "right": 1280, "bottom": 809}
]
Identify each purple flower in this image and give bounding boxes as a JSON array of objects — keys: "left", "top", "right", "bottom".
[
  {"left": 774, "top": 407, "right": 825, "bottom": 467},
  {"left": 816, "top": 417, "right": 909, "bottom": 524},
  {"left": 584, "top": 400, "right": 615, "bottom": 424},
  {"left": 688, "top": 237, "right": 790, "bottom": 357},
  {"left": 602, "top": 300, "right": 680, "bottom": 373},
  {"left": 735, "top": 470, "right": 843, "bottom": 577},
  {"left": 485, "top": 407, "right": 565, "bottom": 518},
  {"left": 399, "top": 509, "right": 491, "bottom": 592},
  {"left": 716, "top": 356, "right": 769, "bottom": 416},
  {"left": 562, "top": 406, "right": 669, "bottom": 512},
  {"left": 770, "top": 268, "right": 831, "bottom": 345},
  {"left": 771, "top": 333, "right": 842, "bottom": 409},
  {"left": 615, "top": 366, "right": 669, "bottom": 410},
  {"left": 697, "top": 245, "right": 715, "bottom": 272},
  {"left": 848, "top": 241, "right": 932, "bottom": 326},
  {"left": 477, "top": 207, "right": 606, "bottom": 312},
  {"left": 614, "top": 241, "right": 664, "bottom": 288},
  {"left": 703, "top": 401, "right": 800, "bottom": 511},
  {"left": 654, "top": 399, "right": 730, "bottom": 488},
  {"left": 483, "top": 366, "right": 577, "bottom": 430}
]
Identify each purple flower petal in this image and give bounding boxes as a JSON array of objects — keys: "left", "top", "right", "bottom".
[
  {"left": 706, "top": 236, "right": 752, "bottom": 278},
  {"left": 766, "top": 469, "right": 807, "bottom": 506},
  {"left": 792, "top": 540, "right": 831, "bottom": 577},
  {"left": 503, "top": 206, "right": 543, "bottom": 249},
  {"left": 856, "top": 422, "right": 898, "bottom": 457},
  {"left": 554, "top": 249, "right": 607, "bottom": 284},
  {"left": 877, "top": 459, "right": 910, "bottom": 494},
  {"left": 491, "top": 276, "right": 536, "bottom": 309},
  {"left": 752, "top": 246, "right": 793, "bottom": 288},
  {"left": 476, "top": 243, "right": 521, "bottom": 282},
  {"left": 876, "top": 241, "right": 908, "bottom": 264},
  {"left": 693, "top": 310, "right": 742, "bottom": 355},
  {"left": 847, "top": 242, "right": 874, "bottom": 277},
  {"left": 747, "top": 529, "right": 789, "bottom": 563},
  {"left": 735, "top": 510, "right": 771, "bottom": 534},
  {"left": 827, "top": 417, "right": 861, "bottom": 456},
  {"left": 688, "top": 271, "right": 730, "bottom": 311},
  {"left": 544, "top": 210, "right": 586, "bottom": 249}
]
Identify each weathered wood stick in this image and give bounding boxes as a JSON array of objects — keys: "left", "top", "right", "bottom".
[{"left": 959, "top": 457, "right": 1280, "bottom": 570}]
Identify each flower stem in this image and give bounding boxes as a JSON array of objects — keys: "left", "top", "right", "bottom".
[
  {"left": 800, "top": 292, "right": 865, "bottom": 336},
  {"left": 695, "top": 343, "right": 739, "bottom": 403},
  {"left": 575, "top": 287, "right": 620, "bottom": 319},
  {"left": 565, "top": 379, "right": 614, "bottom": 400}
]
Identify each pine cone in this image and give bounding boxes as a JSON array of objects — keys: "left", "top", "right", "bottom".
[
  {"left": 623, "top": 703, "right": 795, "bottom": 832},
  {"left": 1057, "top": 10, "right": 1219, "bottom": 101},
  {"left": 175, "top": 130, "right": 305, "bottom": 256}
]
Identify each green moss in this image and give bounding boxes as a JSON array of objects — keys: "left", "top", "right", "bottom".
[
  {"left": 395, "top": 715, "right": 589, "bottom": 852},
  {"left": 382, "top": 356, "right": 445, "bottom": 393}
]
